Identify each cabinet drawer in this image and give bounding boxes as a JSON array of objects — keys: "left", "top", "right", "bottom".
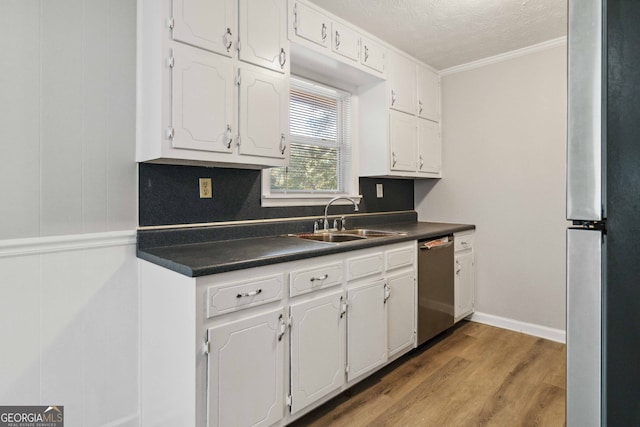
[
  {"left": 290, "top": 262, "right": 343, "bottom": 296},
  {"left": 207, "top": 274, "right": 284, "bottom": 318},
  {"left": 386, "top": 245, "right": 415, "bottom": 271},
  {"left": 454, "top": 233, "right": 474, "bottom": 252},
  {"left": 346, "top": 252, "right": 384, "bottom": 281}
]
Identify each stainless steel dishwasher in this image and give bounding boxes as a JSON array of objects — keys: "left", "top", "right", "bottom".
[{"left": 417, "top": 236, "right": 455, "bottom": 345}]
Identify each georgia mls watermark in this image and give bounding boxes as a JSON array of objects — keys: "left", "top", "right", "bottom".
[{"left": 0, "top": 406, "right": 63, "bottom": 427}]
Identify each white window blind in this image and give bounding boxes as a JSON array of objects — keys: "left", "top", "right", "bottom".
[{"left": 270, "top": 78, "right": 351, "bottom": 194}]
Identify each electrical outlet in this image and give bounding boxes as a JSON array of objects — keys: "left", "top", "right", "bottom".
[
  {"left": 199, "top": 178, "right": 212, "bottom": 199},
  {"left": 376, "top": 183, "right": 384, "bottom": 198}
]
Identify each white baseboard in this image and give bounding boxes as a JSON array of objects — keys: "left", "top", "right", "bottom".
[{"left": 469, "top": 311, "right": 566, "bottom": 344}]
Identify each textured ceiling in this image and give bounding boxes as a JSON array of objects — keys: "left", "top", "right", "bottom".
[{"left": 308, "top": 0, "right": 567, "bottom": 70}]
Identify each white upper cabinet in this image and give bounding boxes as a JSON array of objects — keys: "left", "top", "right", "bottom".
[
  {"left": 331, "top": 22, "right": 359, "bottom": 62},
  {"left": 238, "top": 65, "right": 289, "bottom": 159},
  {"left": 239, "top": 0, "right": 288, "bottom": 73},
  {"left": 360, "top": 36, "right": 385, "bottom": 73},
  {"left": 172, "top": 0, "right": 236, "bottom": 56},
  {"left": 170, "top": 43, "right": 235, "bottom": 154},
  {"left": 417, "top": 118, "right": 441, "bottom": 175},
  {"left": 388, "top": 51, "right": 417, "bottom": 115},
  {"left": 418, "top": 65, "right": 440, "bottom": 122},
  {"left": 293, "top": 1, "right": 329, "bottom": 48},
  {"left": 137, "top": 0, "right": 290, "bottom": 168}
]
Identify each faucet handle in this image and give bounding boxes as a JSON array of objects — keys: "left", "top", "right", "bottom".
[{"left": 340, "top": 215, "right": 346, "bottom": 231}]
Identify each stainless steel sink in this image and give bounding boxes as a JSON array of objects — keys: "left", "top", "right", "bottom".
[
  {"left": 289, "top": 233, "right": 366, "bottom": 243},
  {"left": 287, "top": 229, "right": 406, "bottom": 243},
  {"left": 339, "top": 229, "right": 407, "bottom": 238}
]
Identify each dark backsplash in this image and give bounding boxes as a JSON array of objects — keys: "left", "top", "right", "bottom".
[{"left": 139, "top": 163, "right": 415, "bottom": 227}]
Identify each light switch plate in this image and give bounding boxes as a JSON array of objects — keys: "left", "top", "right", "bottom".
[
  {"left": 376, "top": 183, "right": 384, "bottom": 198},
  {"left": 199, "top": 178, "right": 212, "bottom": 198}
]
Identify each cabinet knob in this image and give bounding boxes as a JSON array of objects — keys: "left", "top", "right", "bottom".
[
  {"left": 419, "top": 100, "right": 423, "bottom": 115},
  {"left": 335, "top": 30, "right": 341, "bottom": 49},
  {"left": 391, "top": 90, "right": 396, "bottom": 106},
  {"left": 321, "top": 23, "right": 327, "bottom": 42},
  {"left": 364, "top": 45, "right": 369, "bottom": 62},
  {"left": 279, "top": 48, "right": 286, "bottom": 68},
  {"left": 392, "top": 151, "right": 397, "bottom": 167},
  {"left": 419, "top": 155, "right": 424, "bottom": 169}
]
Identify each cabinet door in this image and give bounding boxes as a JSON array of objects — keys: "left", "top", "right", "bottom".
[
  {"left": 417, "top": 118, "right": 441, "bottom": 174},
  {"left": 455, "top": 251, "right": 474, "bottom": 321},
  {"left": 388, "top": 51, "right": 417, "bottom": 115},
  {"left": 238, "top": 66, "right": 288, "bottom": 159},
  {"left": 360, "top": 37, "right": 384, "bottom": 73},
  {"left": 239, "top": 0, "right": 288, "bottom": 73},
  {"left": 207, "top": 308, "right": 284, "bottom": 427},
  {"left": 293, "top": 2, "right": 329, "bottom": 48},
  {"left": 418, "top": 66, "right": 440, "bottom": 122},
  {"left": 331, "top": 22, "right": 359, "bottom": 62},
  {"left": 290, "top": 290, "right": 346, "bottom": 414},
  {"left": 171, "top": 43, "right": 235, "bottom": 154},
  {"left": 387, "top": 272, "right": 416, "bottom": 358},
  {"left": 172, "top": 0, "right": 235, "bottom": 57},
  {"left": 347, "top": 280, "right": 387, "bottom": 381},
  {"left": 389, "top": 110, "right": 417, "bottom": 172}
]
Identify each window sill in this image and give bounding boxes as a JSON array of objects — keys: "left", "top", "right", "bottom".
[{"left": 261, "top": 194, "right": 362, "bottom": 208}]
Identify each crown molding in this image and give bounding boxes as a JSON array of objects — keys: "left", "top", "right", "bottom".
[{"left": 440, "top": 36, "right": 567, "bottom": 76}]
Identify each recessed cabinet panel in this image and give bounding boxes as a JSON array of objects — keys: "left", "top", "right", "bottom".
[
  {"left": 207, "top": 308, "right": 284, "bottom": 427},
  {"left": 331, "top": 22, "right": 359, "bottom": 62},
  {"left": 293, "top": 2, "right": 329, "bottom": 48},
  {"left": 346, "top": 252, "right": 384, "bottom": 282},
  {"left": 417, "top": 118, "right": 441, "bottom": 174},
  {"left": 387, "top": 271, "right": 416, "bottom": 357},
  {"left": 238, "top": 66, "right": 288, "bottom": 159},
  {"left": 171, "top": 43, "right": 235, "bottom": 153},
  {"left": 290, "top": 261, "right": 343, "bottom": 296},
  {"left": 418, "top": 66, "right": 440, "bottom": 122},
  {"left": 239, "top": 0, "right": 287, "bottom": 73},
  {"left": 360, "top": 36, "right": 384, "bottom": 73},
  {"left": 206, "top": 274, "right": 284, "bottom": 317},
  {"left": 172, "top": 0, "right": 235, "bottom": 56},
  {"left": 385, "top": 245, "right": 415, "bottom": 272},
  {"left": 347, "top": 280, "right": 387, "bottom": 381},
  {"left": 389, "top": 110, "right": 417, "bottom": 172},
  {"left": 290, "top": 290, "right": 346, "bottom": 414}
]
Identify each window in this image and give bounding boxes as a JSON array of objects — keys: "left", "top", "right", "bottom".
[{"left": 262, "top": 77, "right": 358, "bottom": 207}]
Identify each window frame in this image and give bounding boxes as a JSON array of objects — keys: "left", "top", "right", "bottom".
[{"left": 261, "top": 76, "right": 361, "bottom": 207}]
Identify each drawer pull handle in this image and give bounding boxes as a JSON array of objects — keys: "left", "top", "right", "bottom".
[
  {"left": 310, "top": 274, "right": 329, "bottom": 282},
  {"left": 236, "top": 289, "right": 262, "bottom": 298}
]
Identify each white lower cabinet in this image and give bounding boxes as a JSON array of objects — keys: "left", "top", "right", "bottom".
[
  {"left": 347, "top": 279, "right": 388, "bottom": 381},
  {"left": 454, "top": 231, "right": 475, "bottom": 322},
  {"left": 386, "top": 270, "right": 416, "bottom": 358},
  {"left": 289, "top": 289, "right": 346, "bottom": 413},
  {"left": 140, "top": 241, "right": 419, "bottom": 427},
  {"left": 207, "top": 307, "right": 285, "bottom": 427}
]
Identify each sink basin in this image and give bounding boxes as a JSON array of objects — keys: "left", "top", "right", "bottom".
[
  {"left": 291, "top": 233, "right": 366, "bottom": 243},
  {"left": 339, "top": 229, "right": 407, "bottom": 238},
  {"left": 287, "top": 229, "right": 406, "bottom": 243}
]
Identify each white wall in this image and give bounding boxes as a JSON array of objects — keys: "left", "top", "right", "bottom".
[
  {"left": 415, "top": 43, "right": 568, "bottom": 336},
  {"left": 0, "top": 1, "right": 138, "bottom": 425}
]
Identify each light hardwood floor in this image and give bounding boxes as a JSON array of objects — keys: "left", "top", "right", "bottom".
[{"left": 291, "top": 321, "right": 566, "bottom": 427}]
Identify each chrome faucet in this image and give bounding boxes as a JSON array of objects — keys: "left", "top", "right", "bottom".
[{"left": 323, "top": 196, "right": 359, "bottom": 231}]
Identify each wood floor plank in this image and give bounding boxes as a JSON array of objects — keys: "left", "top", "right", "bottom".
[{"left": 291, "top": 321, "right": 566, "bottom": 427}]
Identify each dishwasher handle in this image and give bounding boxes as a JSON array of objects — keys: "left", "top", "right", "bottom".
[{"left": 419, "top": 240, "right": 454, "bottom": 250}]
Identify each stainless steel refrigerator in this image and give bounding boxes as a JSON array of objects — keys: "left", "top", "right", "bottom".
[{"left": 567, "top": 1, "right": 640, "bottom": 426}]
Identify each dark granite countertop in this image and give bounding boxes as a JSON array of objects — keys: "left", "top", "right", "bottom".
[{"left": 137, "top": 214, "right": 474, "bottom": 277}]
